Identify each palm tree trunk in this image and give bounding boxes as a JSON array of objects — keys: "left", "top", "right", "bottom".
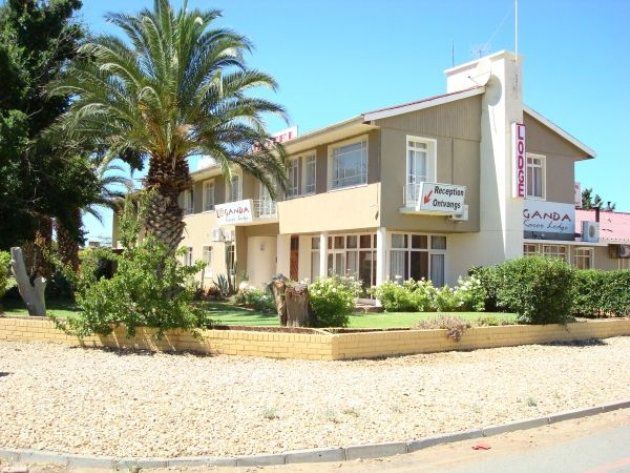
[
  {"left": 22, "top": 216, "right": 53, "bottom": 279},
  {"left": 56, "top": 207, "right": 82, "bottom": 272},
  {"left": 144, "top": 156, "right": 190, "bottom": 254}
]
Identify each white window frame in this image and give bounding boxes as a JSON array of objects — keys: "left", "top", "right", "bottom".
[
  {"left": 226, "top": 171, "right": 242, "bottom": 202},
  {"left": 542, "top": 244, "right": 568, "bottom": 262},
  {"left": 286, "top": 157, "right": 300, "bottom": 198},
  {"left": 202, "top": 246, "right": 213, "bottom": 278},
  {"left": 389, "top": 233, "right": 447, "bottom": 286},
  {"left": 325, "top": 233, "right": 377, "bottom": 289},
  {"left": 181, "top": 189, "right": 193, "bottom": 215},
  {"left": 405, "top": 136, "right": 437, "bottom": 205},
  {"left": 202, "top": 179, "right": 215, "bottom": 212},
  {"left": 573, "top": 247, "right": 594, "bottom": 270},
  {"left": 327, "top": 136, "right": 368, "bottom": 191},
  {"left": 302, "top": 153, "right": 317, "bottom": 195},
  {"left": 180, "top": 246, "right": 193, "bottom": 266},
  {"left": 526, "top": 153, "right": 546, "bottom": 201}
]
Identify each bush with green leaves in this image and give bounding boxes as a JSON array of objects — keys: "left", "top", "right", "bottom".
[
  {"left": 491, "top": 256, "right": 575, "bottom": 324},
  {"left": 573, "top": 269, "right": 630, "bottom": 317},
  {"left": 370, "top": 276, "right": 485, "bottom": 312},
  {"left": 56, "top": 239, "right": 210, "bottom": 338},
  {"left": 232, "top": 284, "right": 275, "bottom": 312},
  {"left": 54, "top": 193, "right": 211, "bottom": 338},
  {"left": 309, "top": 276, "right": 361, "bottom": 327},
  {"left": 0, "top": 251, "right": 11, "bottom": 300}
]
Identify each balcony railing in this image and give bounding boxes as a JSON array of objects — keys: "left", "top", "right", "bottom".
[
  {"left": 253, "top": 199, "right": 277, "bottom": 219},
  {"left": 403, "top": 183, "right": 422, "bottom": 208}
]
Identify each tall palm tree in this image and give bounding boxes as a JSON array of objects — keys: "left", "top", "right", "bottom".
[{"left": 49, "top": 0, "right": 287, "bottom": 254}]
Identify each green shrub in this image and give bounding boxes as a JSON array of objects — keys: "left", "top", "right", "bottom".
[
  {"left": 0, "top": 251, "right": 11, "bottom": 300},
  {"left": 232, "top": 284, "right": 275, "bottom": 312},
  {"left": 53, "top": 194, "right": 211, "bottom": 338},
  {"left": 573, "top": 269, "right": 630, "bottom": 317},
  {"left": 55, "top": 238, "right": 210, "bottom": 338},
  {"left": 309, "top": 276, "right": 361, "bottom": 327},
  {"left": 469, "top": 265, "right": 501, "bottom": 311},
  {"left": 370, "top": 276, "right": 485, "bottom": 313},
  {"left": 370, "top": 280, "right": 418, "bottom": 312},
  {"left": 493, "top": 257, "right": 574, "bottom": 325}
]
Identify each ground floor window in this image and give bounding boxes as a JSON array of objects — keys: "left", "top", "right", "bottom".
[
  {"left": 573, "top": 247, "right": 593, "bottom": 269},
  {"left": 542, "top": 245, "right": 568, "bottom": 262},
  {"left": 327, "top": 233, "right": 376, "bottom": 288},
  {"left": 180, "top": 247, "right": 193, "bottom": 266},
  {"left": 389, "top": 233, "right": 446, "bottom": 286},
  {"left": 311, "top": 237, "right": 320, "bottom": 282},
  {"left": 226, "top": 243, "right": 235, "bottom": 276},
  {"left": 202, "top": 246, "right": 213, "bottom": 278}
]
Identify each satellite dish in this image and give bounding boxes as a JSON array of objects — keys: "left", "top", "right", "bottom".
[{"left": 469, "top": 57, "right": 492, "bottom": 86}]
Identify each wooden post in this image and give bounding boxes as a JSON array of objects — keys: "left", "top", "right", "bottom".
[{"left": 10, "top": 247, "right": 46, "bottom": 316}]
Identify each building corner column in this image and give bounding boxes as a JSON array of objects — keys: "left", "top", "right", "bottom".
[{"left": 375, "top": 227, "right": 388, "bottom": 287}]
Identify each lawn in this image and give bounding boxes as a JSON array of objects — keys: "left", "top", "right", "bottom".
[{"left": 0, "top": 298, "right": 518, "bottom": 328}]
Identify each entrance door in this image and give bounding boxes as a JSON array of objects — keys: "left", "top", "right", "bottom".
[{"left": 290, "top": 236, "right": 299, "bottom": 280}]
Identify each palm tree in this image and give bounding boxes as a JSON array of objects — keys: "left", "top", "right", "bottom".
[
  {"left": 49, "top": 0, "right": 287, "bottom": 254},
  {"left": 55, "top": 159, "right": 131, "bottom": 271}
]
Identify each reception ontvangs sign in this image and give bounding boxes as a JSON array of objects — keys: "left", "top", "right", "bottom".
[
  {"left": 512, "top": 122, "right": 526, "bottom": 198},
  {"left": 216, "top": 200, "right": 253, "bottom": 225},
  {"left": 523, "top": 200, "right": 575, "bottom": 235},
  {"left": 416, "top": 182, "right": 466, "bottom": 214}
]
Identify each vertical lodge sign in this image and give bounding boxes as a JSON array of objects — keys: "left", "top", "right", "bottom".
[{"left": 512, "top": 122, "right": 526, "bottom": 198}]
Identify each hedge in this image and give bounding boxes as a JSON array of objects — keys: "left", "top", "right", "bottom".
[{"left": 572, "top": 269, "right": 630, "bottom": 317}]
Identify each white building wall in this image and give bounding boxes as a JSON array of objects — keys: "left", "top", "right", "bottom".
[{"left": 445, "top": 51, "right": 524, "bottom": 272}]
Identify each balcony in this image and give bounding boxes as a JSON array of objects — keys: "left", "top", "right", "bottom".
[{"left": 215, "top": 199, "right": 277, "bottom": 226}]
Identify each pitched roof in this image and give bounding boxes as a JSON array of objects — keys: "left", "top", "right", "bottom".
[
  {"left": 362, "top": 87, "right": 485, "bottom": 121},
  {"left": 576, "top": 209, "right": 630, "bottom": 243}
]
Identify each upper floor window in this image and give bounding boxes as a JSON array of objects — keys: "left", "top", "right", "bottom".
[
  {"left": 329, "top": 138, "right": 367, "bottom": 190},
  {"left": 180, "top": 189, "right": 193, "bottom": 215},
  {"left": 227, "top": 173, "right": 242, "bottom": 202},
  {"left": 406, "top": 137, "right": 436, "bottom": 205},
  {"left": 287, "top": 159, "right": 300, "bottom": 197},
  {"left": 304, "top": 155, "right": 316, "bottom": 194},
  {"left": 527, "top": 154, "right": 546, "bottom": 200},
  {"left": 203, "top": 180, "right": 215, "bottom": 211},
  {"left": 287, "top": 153, "right": 317, "bottom": 198}
]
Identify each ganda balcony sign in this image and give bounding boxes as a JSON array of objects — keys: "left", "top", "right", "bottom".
[
  {"left": 416, "top": 182, "right": 466, "bottom": 214},
  {"left": 216, "top": 200, "right": 253, "bottom": 225},
  {"left": 523, "top": 200, "right": 575, "bottom": 235}
]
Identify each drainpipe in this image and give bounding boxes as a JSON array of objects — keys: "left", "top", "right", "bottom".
[{"left": 595, "top": 206, "right": 600, "bottom": 223}]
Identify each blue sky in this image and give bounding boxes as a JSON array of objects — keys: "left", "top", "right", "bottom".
[{"left": 79, "top": 0, "right": 630, "bottom": 243}]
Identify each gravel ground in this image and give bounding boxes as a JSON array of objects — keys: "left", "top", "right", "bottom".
[{"left": 0, "top": 338, "right": 628, "bottom": 458}]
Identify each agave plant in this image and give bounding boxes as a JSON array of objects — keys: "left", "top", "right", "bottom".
[{"left": 49, "top": 0, "right": 288, "bottom": 254}]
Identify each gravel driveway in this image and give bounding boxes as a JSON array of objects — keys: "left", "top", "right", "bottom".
[{"left": 0, "top": 338, "right": 628, "bottom": 458}]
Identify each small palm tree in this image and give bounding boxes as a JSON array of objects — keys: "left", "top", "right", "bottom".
[
  {"left": 56, "top": 159, "right": 131, "bottom": 271},
  {"left": 50, "top": 0, "right": 287, "bottom": 254}
]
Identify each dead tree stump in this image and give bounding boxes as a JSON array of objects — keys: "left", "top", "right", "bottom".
[
  {"left": 285, "top": 284, "right": 316, "bottom": 327},
  {"left": 269, "top": 275, "right": 288, "bottom": 325}
]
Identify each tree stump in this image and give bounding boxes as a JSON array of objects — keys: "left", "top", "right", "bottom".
[
  {"left": 285, "top": 284, "right": 316, "bottom": 327},
  {"left": 269, "top": 274, "right": 288, "bottom": 325},
  {"left": 10, "top": 247, "right": 46, "bottom": 316}
]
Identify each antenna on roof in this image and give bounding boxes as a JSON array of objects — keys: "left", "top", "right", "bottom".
[
  {"left": 451, "top": 40, "right": 455, "bottom": 67},
  {"left": 514, "top": 0, "right": 519, "bottom": 55}
]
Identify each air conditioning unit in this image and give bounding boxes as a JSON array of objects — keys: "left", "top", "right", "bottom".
[
  {"left": 610, "top": 244, "right": 630, "bottom": 259},
  {"left": 581, "top": 221, "right": 600, "bottom": 243},
  {"left": 211, "top": 227, "right": 224, "bottom": 242},
  {"left": 449, "top": 205, "right": 469, "bottom": 222}
]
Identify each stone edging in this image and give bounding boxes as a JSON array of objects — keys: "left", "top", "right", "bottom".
[{"left": 1, "top": 399, "right": 628, "bottom": 469}]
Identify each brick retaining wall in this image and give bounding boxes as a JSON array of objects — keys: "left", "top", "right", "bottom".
[{"left": 0, "top": 316, "right": 628, "bottom": 360}]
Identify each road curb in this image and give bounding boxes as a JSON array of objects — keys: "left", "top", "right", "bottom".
[{"left": 0, "top": 400, "right": 627, "bottom": 469}]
